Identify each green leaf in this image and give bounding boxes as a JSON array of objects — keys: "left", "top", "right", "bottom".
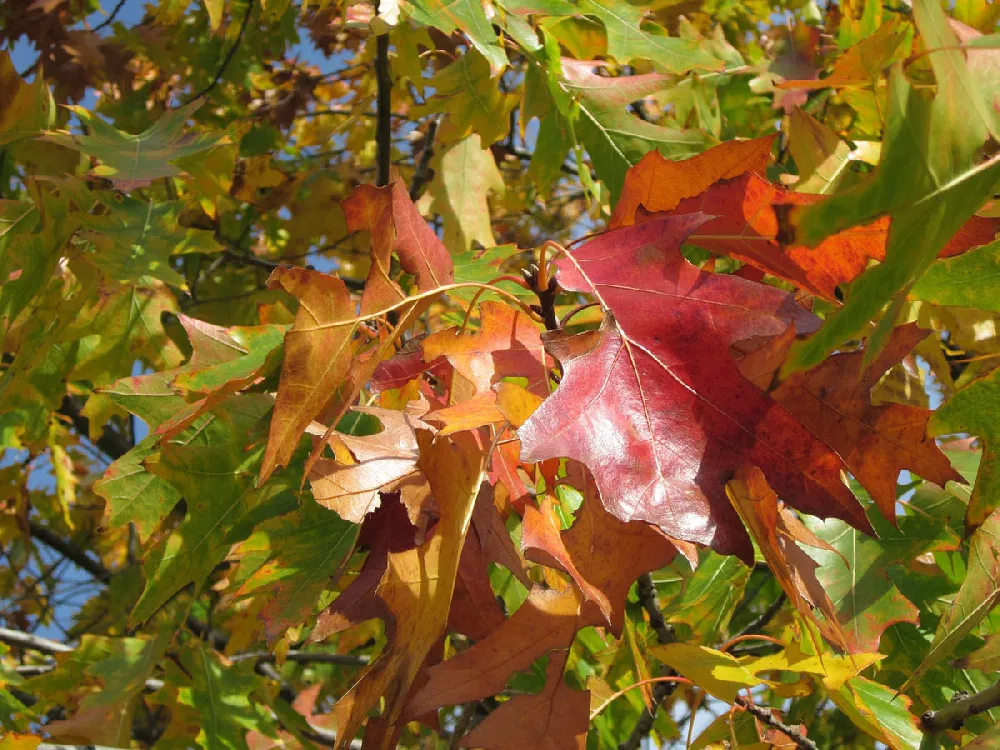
[
  {"left": 803, "top": 512, "right": 920, "bottom": 653},
  {"left": 428, "top": 134, "right": 505, "bottom": 253},
  {"left": 226, "top": 497, "right": 359, "bottom": 643},
  {"left": 449, "top": 243, "right": 533, "bottom": 303},
  {"left": 785, "top": 0, "right": 1000, "bottom": 372},
  {"left": 931, "top": 367, "right": 1000, "bottom": 529},
  {"left": 902, "top": 508, "right": 1000, "bottom": 692},
  {"left": 662, "top": 551, "right": 749, "bottom": 643},
  {"left": 832, "top": 676, "right": 923, "bottom": 750},
  {"left": 42, "top": 101, "right": 225, "bottom": 191},
  {"left": 179, "top": 641, "right": 269, "bottom": 750},
  {"left": 577, "top": 0, "right": 723, "bottom": 74},
  {"left": 78, "top": 196, "right": 218, "bottom": 287},
  {"left": 911, "top": 239, "right": 1000, "bottom": 313},
  {"left": 0, "top": 51, "right": 54, "bottom": 146},
  {"left": 407, "top": 0, "right": 508, "bottom": 74},
  {"left": 130, "top": 395, "right": 292, "bottom": 624},
  {"left": 414, "top": 52, "right": 517, "bottom": 145},
  {"left": 94, "top": 435, "right": 183, "bottom": 542}
]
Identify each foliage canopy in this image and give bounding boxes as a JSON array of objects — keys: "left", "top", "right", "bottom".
[{"left": 2, "top": 0, "right": 1000, "bottom": 747}]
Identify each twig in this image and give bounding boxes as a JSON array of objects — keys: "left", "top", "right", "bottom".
[
  {"left": 733, "top": 592, "right": 787, "bottom": 640},
  {"left": 27, "top": 520, "right": 112, "bottom": 582},
  {"left": 230, "top": 649, "right": 370, "bottom": 667},
  {"left": 409, "top": 115, "right": 440, "bottom": 200},
  {"left": 184, "top": 0, "right": 254, "bottom": 105},
  {"left": 619, "top": 573, "right": 678, "bottom": 750},
  {"left": 0, "top": 627, "right": 74, "bottom": 654},
  {"left": 736, "top": 695, "right": 818, "bottom": 750},
  {"left": 921, "top": 681, "right": 1000, "bottom": 733},
  {"left": 92, "top": 0, "right": 128, "bottom": 31},
  {"left": 375, "top": 32, "right": 392, "bottom": 187}
]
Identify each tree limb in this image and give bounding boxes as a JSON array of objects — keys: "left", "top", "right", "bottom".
[
  {"left": 231, "top": 649, "right": 370, "bottom": 667},
  {"left": 92, "top": 0, "right": 128, "bottom": 32},
  {"left": 27, "top": 519, "right": 112, "bottom": 582},
  {"left": 922, "top": 681, "right": 1000, "bottom": 733},
  {"left": 409, "top": 115, "right": 440, "bottom": 200},
  {"left": 59, "top": 395, "right": 131, "bottom": 462}
]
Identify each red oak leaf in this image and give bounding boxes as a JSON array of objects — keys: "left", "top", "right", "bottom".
[
  {"left": 769, "top": 323, "right": 965, "bottom": 521},
  {"left": 518, "top": 216, "right": 871, "bottom": 561}
]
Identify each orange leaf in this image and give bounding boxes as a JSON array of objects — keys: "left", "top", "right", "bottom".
[
  {"left": 522, "top": 470, "right": 676, "bottom": 634},
  {"left": 726, "top": 465, "right": 850, "bottom": 651},
  {"left": 259, "top": 267, "right": 356, "bottom": 482},
  {"left": 609, "top": 136, "right": 774, "bottom": 229}
]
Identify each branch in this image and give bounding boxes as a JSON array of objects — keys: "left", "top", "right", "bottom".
[
  {"left": 733, "top": 592, "right": 787, "bottom": 640},
  {"left": 736, "top": 696, "right": 819, "bottom": 750},
  {"left": 59, "top": 395, "right": 131, "bottom": 461},
  {"left": 921, "top": 681, "right": 1000, "bottom": 733},
  {"left": 92, "top": 0, "right": 128, "bottom": 31},
  {"left": 184, "top": 0, "right": 254, "bottom": 104},
  {"left": 0, "top": 627, "right": 73, "bottom": 654},
  {"left": 374, "top": 32, "right": 392, "bottom": 187},
  {"left": 619, "top": 573, "right": 678, "bottom": 750},
  {"left": 231, "top": 649, "right": 370, "bottom": 667},
  {"left": 409, "top": 115, "right": 440, "bottom": 200},
  {"left": 27, "top": 519, "right": 112, "bottom": 582}
]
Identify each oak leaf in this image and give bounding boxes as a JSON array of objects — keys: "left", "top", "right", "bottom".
[
  {"left": 405, "top": 584, "right": 593, "bottom": 718},
  {"left": 326, "top": 432, "right": 486, "bottom": 749},
  {"left": 308, "top": 404, "right": 434, "bottom": 525},
  {"left": 522, "top": 470, "right": 676, "bottom": 633},
  {"left": 613, "top": 155, "right": 999, "bottom": 300},
  {"left": 518, "top": 216, "right": 869, "bottom": 560},
  {"left": 459, "top": 650, "right": 590, "bottom": 750}
]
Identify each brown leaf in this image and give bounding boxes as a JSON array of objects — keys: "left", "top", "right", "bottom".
[
  {"left": 458, "top": 650, "right": 589, "bottom": 750},
  {"left": 308, "top": 405, "right": 435, "bottom": 525},
  {"left": 404, "top": 585, "right": 593, "bottom": 718},
  {"left": 522, "top": 470, "right": 676, "bottom": 634},
  {"left": 770, "top": 323, "right": 964, "bottom": 521}
]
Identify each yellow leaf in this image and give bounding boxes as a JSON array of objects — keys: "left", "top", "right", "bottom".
[
  {"left": 651, "top": 643, "right": 764, "bottom": 702},
  {"left": 203, "top": 0, "right": 224, "bottom": 31}
]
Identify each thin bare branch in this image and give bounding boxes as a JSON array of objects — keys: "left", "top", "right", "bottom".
[
  {"left": 736, "top": 696, "right": 819, "bottom": 750},
  {"left": 184, "top": 0, "right": 254, "bottom": 104}
]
